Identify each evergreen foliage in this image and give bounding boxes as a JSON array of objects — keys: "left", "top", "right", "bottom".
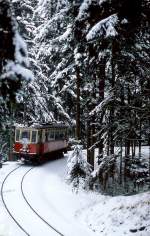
[
  {"left": 0, "top": 0, "right": 32, "bottom": 158},
  {"left": 0, "top": 0, "right": 149, "bottom": 194},
  {"left": 66, "top": 145, "right": 92, "bottom": 191},
  {"left": 0, "top": 0, "right": 32, "bottom": 120},
  {"left": 73, "top": 0, "right": 150, "bottom": 193},
  {"left": 13, "top": 0, "right": 76, "bottom": 124}
]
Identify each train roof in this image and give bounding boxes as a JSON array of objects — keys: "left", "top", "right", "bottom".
[{"left": 15, "top": 122, "right": 69, "bottom": 129}]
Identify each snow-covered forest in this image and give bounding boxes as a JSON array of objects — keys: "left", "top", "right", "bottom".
[
  {"left": 0, "top": 0, "right": 150, "bottom": 230},
  {"left": 0, "top": 0, "right": 150, "bottom": 235},
  {"left": 1, "top": 0, "right": 149, "bottom": 194}
]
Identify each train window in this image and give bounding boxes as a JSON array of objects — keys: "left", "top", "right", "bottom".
[
  {"left": 64, "top": 129, "right": 67, "bottom": 139},
  {"left": 45, "top": 130, "right": 49, "bottom": 142},
  {"left": 59, "top": 130, "right": 64, "bottom": 139},
  {"left": 38, "top": 131, "right": 42, "bottom": 142},
  {"left": 21, "top": 130, "right": 30, "bottom": 141},
  {"left": 48, "top": 130, "right": 55, "bottom": 140},
  {"left": 15, "top": 129, "right": 20, "bottom": 142},
  {"left": 55, "top": 130, "right": 59, "bottom": 140},
  {"left": 31, "top": 130, "right": 37, "bottom": 143},
  {"left": 42, "top": 129, "right": 45, "bottom": 142}
]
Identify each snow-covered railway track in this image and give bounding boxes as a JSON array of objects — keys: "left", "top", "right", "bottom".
[
  {"left": 21, "top": 168, "right": 64, "bottom": 236},
  {"left": 1, "top": 165, "right": 29, "bottom": 235},
  {"left": 1, "top": 165, "right": 64, "bottom": 236}
]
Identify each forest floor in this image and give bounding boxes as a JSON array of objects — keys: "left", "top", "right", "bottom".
[{"left": 0, "top": 148, "right": 150, "bottom": 236}]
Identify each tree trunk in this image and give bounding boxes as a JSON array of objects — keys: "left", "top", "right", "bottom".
[
  {"left": 139, "top": 118, "right": 142, "bottom": 158},
  {"left": 120, "top": 138, "right": 123, "bottom": 184},
  {"left": 109, "top": 41, "right": 115, "bottom": 155},
  {"left": 98, "top": 61, "right": 105, "bottom": 158},
  {"left": 149, "top": 119, "right": 150, "bottom": 177},
  {"left": 76, "top": 66, "right": 80, "bottom": 140},
  {"left": 87, "top": 120, "right": 94, "bottom": 168},
  {"left": 87, "top": 118, "right": 91, "bottom": 163},
  {"left": 9, "top": 103, "right": 14, "bottom": 161}
]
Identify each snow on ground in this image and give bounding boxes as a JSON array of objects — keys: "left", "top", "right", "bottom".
[
  {"left": 22, "top": 158, "right": 94, "bottom": 236},
  {"left": 0, "top": 162, "right": 24, "bottom": 236},
  {"left": 78, "top": 192, "right": 150, "bottom": 236},
  {"left": 0, "top": 149, "right": 150, "bottom": 236}
]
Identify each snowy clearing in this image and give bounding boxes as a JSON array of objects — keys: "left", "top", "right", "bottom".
[{"left": 0, "top": 154, "right": 150, "bottom": 236}]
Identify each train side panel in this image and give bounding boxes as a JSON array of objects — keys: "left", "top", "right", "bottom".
[
  {"left": 13, "top": 140, "right": 67, "bottom": 161},
  {"left": 42, "top": 140, "right": 68, "bottom": 154}
]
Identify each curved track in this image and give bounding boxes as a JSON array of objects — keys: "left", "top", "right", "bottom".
[
  {"left": 1, "top": 165, "right": 64, "bottom": 236},
  {"left": 1, "top": 165, "right": 29, "bottom": 236},
  {"left": 21, "top": 168, "right": 64, "bottom": 236}
]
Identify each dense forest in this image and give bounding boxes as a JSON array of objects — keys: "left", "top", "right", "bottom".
[{"left": 0, "top": 0, "right": 150, "bottom": 195}]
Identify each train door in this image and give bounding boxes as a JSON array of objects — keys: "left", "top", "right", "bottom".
[{"left": 38, "top": 129, "right": 44, "bottom": 155}]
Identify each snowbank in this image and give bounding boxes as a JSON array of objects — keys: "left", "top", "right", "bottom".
[
  {"left": 77, "top": 191, "right": 150, "bottom": 236},
  {"left": 1, "top": 158, "right": 150, "bottom": 236}
]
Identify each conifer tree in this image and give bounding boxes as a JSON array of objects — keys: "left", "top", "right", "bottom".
[
  {"left": 0, "top": 0, "right": 32, "bottom": 159},
  {"left": 0, "top": 0, "right": 32, "bottom": 125},
  {"left": 75, "top": 0, "right": 150, "bottom": 193}
]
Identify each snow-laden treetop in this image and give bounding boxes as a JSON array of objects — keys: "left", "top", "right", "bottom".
[{"left": 86, "top": 14, "right": 118, "bottom": 41}]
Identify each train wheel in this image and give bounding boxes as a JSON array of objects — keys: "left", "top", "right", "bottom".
[
  {"left": 63, "top": 148, "right": 67, "bottom": 154},
  {"left": 57, "top": 151, "right": 63, "bottom": 159},
  {"left": 32, "top": 158, "right": 41, "bottom": 166}
]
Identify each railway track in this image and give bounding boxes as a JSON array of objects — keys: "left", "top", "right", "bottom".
[
  {"left": 1, "top": 165, "right": 64, "bottom": 236},
  {"left": 1, "top": 165, "right": 29, "bottom": 236},
  {"left": 21, "top": 168, "right": 64, "bottom": 236}
]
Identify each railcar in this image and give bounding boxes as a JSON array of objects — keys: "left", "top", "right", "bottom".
[{"left": 13, "top": 122, "right": 68, "bottom": 164}]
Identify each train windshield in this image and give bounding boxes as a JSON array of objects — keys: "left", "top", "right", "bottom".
[
  {"left": 15, "top": 129, "right": 38, "bottom": 143},
  {"left": 21, "top": 130, "right": 30, "bottom": 142}
]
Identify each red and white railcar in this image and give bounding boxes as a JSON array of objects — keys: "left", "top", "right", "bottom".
[{"left": 13, "top": 123, "right": 68, "bottom": 164}]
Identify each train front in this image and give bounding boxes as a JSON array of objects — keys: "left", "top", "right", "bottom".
[{"left": 13, "top": 126, "right": 40, "bottom": 163}]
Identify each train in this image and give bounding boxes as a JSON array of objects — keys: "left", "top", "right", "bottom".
[{"left": 12, "top": 122, "right": 69, "bottom": 164}]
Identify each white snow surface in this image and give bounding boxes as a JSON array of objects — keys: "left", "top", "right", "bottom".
[
  {"left": 86, "top": 14, "right": 118, "bottom": 41},
  {"left": 1, "top": 61, "right": 33, "bottom": 81},
  {"left": 14, "top": 32, "right": 29, "bottom": 67},
  {"left": 0, "top": 153, "right": 150, "bottom": 236},
  {"left": 77, "top": 0, "right": 107, "bottom": 20}
]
